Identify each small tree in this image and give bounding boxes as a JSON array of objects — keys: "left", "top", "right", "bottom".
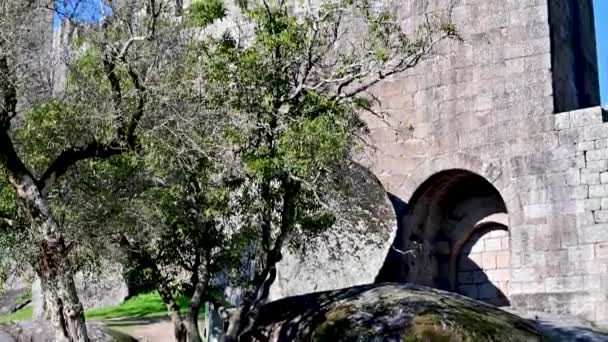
[{"left": 196, "top": 0, "right": 459, "bottom": 339}]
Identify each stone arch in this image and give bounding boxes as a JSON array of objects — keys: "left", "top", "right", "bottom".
[
  {"left": 399, "top": 153, "right": 511, "bottom": 206},
  {"left": 376, "top": 161, "right": 512, "bottom": 306}
]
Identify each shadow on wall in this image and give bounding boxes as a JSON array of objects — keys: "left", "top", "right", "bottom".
[
  {"left": 376, "top": 193, "right": 411, "bottom": 283},
  {"left": 376, "top": 169, "right": 511, "bottom": 308}
]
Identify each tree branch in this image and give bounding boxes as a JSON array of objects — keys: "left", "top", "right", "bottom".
[
  {"left": 38, "top": 140, "right": 125, "bottom": 194},
  {"left": 39, "top": 28, "right": 149, "bottom": 194},
  {"left": 334, "top": 33, "right": 451, "bottom": 101},
  {"left": 0, "top": 130, "right": 37, "bottom": 190},
  {"left": 0, "top": 216, "right": 15, "bottom": 227}
]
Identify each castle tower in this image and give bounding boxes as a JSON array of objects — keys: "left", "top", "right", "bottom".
[{"left": 365, "top": 0, "right": 607, "bottom": 324}]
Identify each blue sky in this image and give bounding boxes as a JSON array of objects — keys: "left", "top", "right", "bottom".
[
  {"left": 53, "top": 0, "right": 105, "bottom": 27},
  {"left": 594, "top": 0, "right": 607, "bottom": 106}
]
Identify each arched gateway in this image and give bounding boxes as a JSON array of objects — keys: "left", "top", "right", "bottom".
[{"left": 377, "top": 169, "right": 511, "bottom": 306}]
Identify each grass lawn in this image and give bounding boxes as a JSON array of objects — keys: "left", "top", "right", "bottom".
[
  {"left": 0, "top": 306, "right": 32, "bottom": 323},
  {"left": 0, "top": 292, "right": 202, "bottom": 323}
]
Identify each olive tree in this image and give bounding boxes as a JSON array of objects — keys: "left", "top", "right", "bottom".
[{"left": 195, "top": 0, "right": 459, "bottom": 339}]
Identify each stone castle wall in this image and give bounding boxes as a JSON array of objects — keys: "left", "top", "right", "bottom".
[{"left": 354, "top": 0, "right": 608, "bottom": 325}]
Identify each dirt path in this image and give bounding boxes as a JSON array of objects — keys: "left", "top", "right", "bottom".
[{"left": 105, "top": 318, "right": 204, "bottom": 342}]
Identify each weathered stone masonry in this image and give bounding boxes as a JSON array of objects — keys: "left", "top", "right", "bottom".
[{"left": 361, "top": 0, "right": 608, "bottom": 324}]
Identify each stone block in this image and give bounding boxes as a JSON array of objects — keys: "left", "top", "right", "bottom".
[
  {"left": 596, "top": 303, "right": 608, "bottom": 322},
  {"left": 501, "top": 237, "right": 510, "bottom": 250},
  {"left": 565, "top": 169, "right": 581, "bottom": 185},
  {"left": 482, "top": 252, "right": 497, "bottom": 269},
  {"left": 494, "top": 252, "right": 510, "bottom": 269},
  {"left": 570, "top": 108, "right": 602, "bottom": 127},
  {"left": 568, "top": 302, "right": 597, "bottom": 321},
  {"left": 576, "top": 155, "right": 587, "bottom": 168},
  {"left": 534, "top": 225, "right": 561, "bottom": 250},
  {"left": 577, "top": 140, "right": 596, "bottom": 151},
  {"left": 545, "top": 277, "right": 564, "bottom": 292},
  {"left": 601, "top": 172, "right": 608, "bottom": 184},
  {"left": 585, "top": 160, "right": 608, "bottom": 172},
  {"left": 594, "top": 210, "right": 608, "bottom": 223},
  {"left": 589, "top": 185, "right": 608, "bottom": 198},
  {"left": 597, "top": 139, "right": 608, "bottom": 149},
  {"left": 523, "top": 204, "right": 550, "bottom": 219},
  {"left": 486, "top": 269, "right": 510, "bottom": 282},
  {"left": 581, "top": 172, "right": 600, "bottom": 185},
  {"left": 546, "top": 276, "right": 584, "bottom": 292},
  {"left": 583, "top": 125, "right": 608, "bottom": 141},
  {"left": 488, "top": 230, "right": 508, "bottom": 238},
  {"left": 554, "top": 112, "right": 571, "bottom": 130},
  {"left": 576, "top": 211, "right": 596, "bottom": 226},
  {"left": 580, "top": 224, "right": 608, "bottom": 243},
  {"left": 549, "top": 158, "right": 578, "bottom": 172},
  {"left": 581, "top": 199, "right": 601, "bottom": 211},
  {"left": 567, "top": 245, "right": 596, "bottom": 261},
  {"left": 602, "top": 198, "right": 608, "bottom": 210},
  {"left": 484, "top": 238, "right": 502, "bottom": 252},
  {"left": 560, "top": 260, "right": 608, "bottom": 276},
  {"left": 511, "top": 268, "right": 539, "bottom": 282},
  {"left": 570, "top": 185, "right": 589, "bottom": 199},
  {"left": 596, "top": 242, "right": 608, "bottom": 259},
  {"left": 558, "top": 128, "right": 580, "bottom": 146},
  {"left": 584, "top": 275, "right": 602, "bottom": 291},
  {"left": 509, "top": 282, "right": 524, "bottom": 295},
  {"left": 520, "top": 189, "right": 549, "bottom": 205},
  {"left": 520, "top": 280, "right": 547, "bottom": 294},
  {"left": 586, "top": 148, "right": 608, "bottom": 161}
]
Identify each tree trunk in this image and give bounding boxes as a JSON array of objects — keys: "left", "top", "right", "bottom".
[
  {"left": 155, "top": 272, "right": 187, "bottom": 341},
  {"left": 30, "top": 191, "right": 88, "bottom": 342},
  {"left": 184, "top": 311, "right": 202, "bottom": 342},
  {"left": 171, "top": 312, "right": 187, "bottom": 342},
  {"left": 158, "top": 286, "right": 186, "bottom": 341},
  {"left": 1, "top": 130, "right": 89, "bottom": 341},
  {"left": 183, "top": 278, "right": 207, "bottom": 342},
  {"left": 37, "top": 259, "right": 88, "bottom": 342}
]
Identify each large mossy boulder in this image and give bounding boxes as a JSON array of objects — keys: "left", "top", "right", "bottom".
[{"left": 248, "top": 283, "right": 543, "bottom": 341}]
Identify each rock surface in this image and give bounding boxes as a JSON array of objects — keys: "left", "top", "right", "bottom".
[
  {"left": 269, "top": 163, "right": 397, "bottom": 300},
  {"left": 0, "top": 321, "right": 135, "bottom": 342},
  {"left": 249, "top": 283, "right": 545, "bottom": 341}
]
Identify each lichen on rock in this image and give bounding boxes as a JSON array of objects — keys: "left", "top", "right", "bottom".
[{"left": 248, "top": 283, "right": 543, "bottom": 342}]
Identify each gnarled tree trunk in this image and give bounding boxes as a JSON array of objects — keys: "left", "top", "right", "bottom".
[
  {"left": 20, "top": 179, "right": 88, "bottom": 341},
  {"left": 182, "top": 275, "right": 209, "bottom": 342},
  {"left": 1, "top": 131, "right": 89, "bottom": 341},
  {"left": 184, "top": 311, "right": 202, "bottom": 342},
  {"left": 156, "top": 277, "right": 187, "bottom": 341}
]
